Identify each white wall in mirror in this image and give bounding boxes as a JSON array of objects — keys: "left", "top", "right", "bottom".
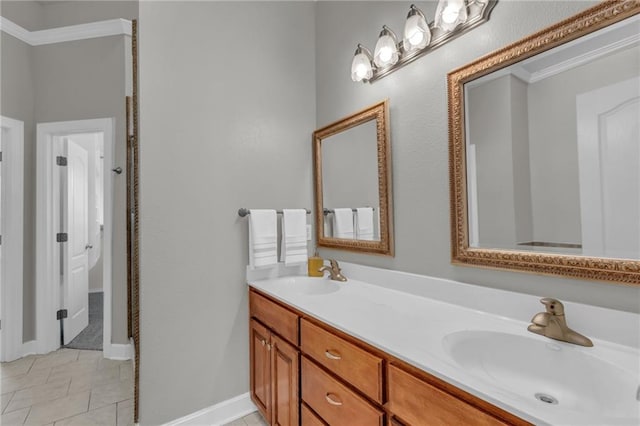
[
  {"left": 321, "top": 120, "right": 381, "bottom": 240},
  {"left": 465, "top": 14, "right": 640, "bottom": 260}
]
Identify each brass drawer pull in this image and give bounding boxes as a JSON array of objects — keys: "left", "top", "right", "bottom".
[
  {"left": 325, "top": 350, "right": 342, "bottom": 360},
  {"left": 260, "top": 339, "right": 266, "bottom": 346},
  {"left": 325, "top": 393, "right": 343, "bottom": 406}
]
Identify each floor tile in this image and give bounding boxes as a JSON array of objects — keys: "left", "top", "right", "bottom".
[
  {"left": 1, "top": 368, "right": 51, "bottom": 394},
  {"left": 2, "top": 392, "right": 15, "bottom": 413},
  {"left": 30, "top": 351, "right": 79, "bottom": 372},
  {"left": 5, "top": 379, "right": 71, "bottom": 413},
  {"left": 47, "top": 359, "right": 99, "bottom": 383},
  {"left": 77, "top": 351, "right": 102, "bottom": 362},
  {"left": 96, "top": 358, "right": 125, "bottom": 371},
  {"left": 53, "top": 404, "right": 116, "bottom": 426},
  {"left": 119, "top": 363, "right": 133, "bottom": 381},
  {"left": 24, "top": 391, "right": 90, "bottom": 426},
  {"left": 67, "top": 366, "right": 120, "bottom": 394},
  {"left": 0, "top": 357, "right": 36, "bottom": 379},
  {"left": 243, "top": 412, "right": 267, "bottom": 425},
  {"left": 225, "top": 419, "right": 247, "bottom": 426},
  {"left": 1, "top": 406, "right": 30, "bottom": 426},
  {"left": 88, "top": 379, "right": 133, "bottom": 410},
  {"left": 116, "top": 399, "right": 134, "bottom": 426}
]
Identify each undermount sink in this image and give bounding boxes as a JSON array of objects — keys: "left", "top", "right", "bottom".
[
  {"left": 443, "top": 330, "right": 639, "bottom": 421},
  {"left": 269, "top": 276, "right": 341, "bottom": 296}
]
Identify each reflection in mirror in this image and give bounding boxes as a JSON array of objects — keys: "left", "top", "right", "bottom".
[
  {"left": 448, "top": 0, "right": 640, "bottom": 284},
  {"left": 314, "top": 100, "right": 394, "bottom": 255},
  {"left": 465, "top": 15, "right": 639, "bottom": 260},
  {"left": 321, "top": 120, "right": 380, "bottom": 241}
]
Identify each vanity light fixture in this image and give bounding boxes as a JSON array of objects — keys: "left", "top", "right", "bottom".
[
  {"left": 373, "top": 25, "right": 400, "bottom": 68},
  {"left": 351, "top": 0, "right": 497, "bottom": 83},
  {"left": 351, "top": 44, "right": 374, "bottom": 82}
]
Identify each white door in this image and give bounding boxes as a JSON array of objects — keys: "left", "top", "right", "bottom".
[
  {"left": 64, "top": 140, "right": 89, "bottom": 344},
  {"left": 577, "top": 77, "right": 640, "bottom": 259}
]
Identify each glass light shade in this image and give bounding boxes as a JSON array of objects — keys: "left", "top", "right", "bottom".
[
  {"left": 435, "top": 0, "right": 468, "bottom": 32},
  {"left": 373, "top": 26, "right": 399, "bottom": 68},
  {"left": 351, "top": 47, "right": 373, "bottom": 82},
  {"left": 403, "top": 6, "right": 431, "bottom": 52}
]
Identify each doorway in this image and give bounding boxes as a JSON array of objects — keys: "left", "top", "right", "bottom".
[{"left": 35, "top": 118, "right": 127, "bottom": 358}]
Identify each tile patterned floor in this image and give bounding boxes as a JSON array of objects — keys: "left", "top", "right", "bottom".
[
  {"left": 224, "top": 411, "right": 267, "bottom": 426},
  {"left": 1, "top": 349, "right": 134, "bottom": 426}
]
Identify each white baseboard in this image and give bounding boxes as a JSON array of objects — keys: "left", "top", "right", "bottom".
[
  {"left": 164, "top": 392, "right": 257, "bottom": 426},
  {"left": 103, "top": 342, "right": 133, "bottom": 360},
  {"left": 22, "top": 340, "right": 37, "bottom": 357}
]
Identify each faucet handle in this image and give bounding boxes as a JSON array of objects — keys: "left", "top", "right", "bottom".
[
  {"left": 540, "top": 298, "right": 564, "bottom": 315},
  {"left": 328, "top": 259, "right": 341, "bottom": 270}
]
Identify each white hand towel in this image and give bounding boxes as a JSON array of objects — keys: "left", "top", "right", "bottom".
[
  {"left": 249, "top": 209, "right": 278, "bottom": 269},
  {"left": 355, "top": 207, "right": 374, "bottom": 240},
  {"left": 280, "top": 209, "right": 308, "bottom": 266},
  {"left": 333, "top": 208, "right": 354, "bottom": 239}
]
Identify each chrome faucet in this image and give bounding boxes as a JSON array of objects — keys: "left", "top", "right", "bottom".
[
  {"left": 527, "top": 298, "right": 593, "bottom": 347},
  {"left": 319, "top": 259, "right": 347, "bottom": 282}
]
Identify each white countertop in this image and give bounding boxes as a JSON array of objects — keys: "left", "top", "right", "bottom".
[{"left": 247, "top": 263, "right": 640, "bottom": 426}]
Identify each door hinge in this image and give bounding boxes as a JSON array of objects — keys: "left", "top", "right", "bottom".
[
  {"left": 56, "top": 233, "right": 68, "bottom": 242},
  {"left": 56, "top": 309, "right": 68, "bottom": 320},
  {"left": 0, "top": 151, "right": 3, "bottom": 162},
  {"left": 56, "top": 156, "right": 67, "bottom": 166}
]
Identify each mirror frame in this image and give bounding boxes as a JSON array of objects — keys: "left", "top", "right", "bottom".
[
  {"left": 448, "top": 0, "right": 640, "bottom": 285},
  {"left": 313, "top": 100, "right": 394, "bottom": 256}
]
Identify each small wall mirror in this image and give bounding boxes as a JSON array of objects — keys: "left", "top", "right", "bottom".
[
  {"left": 448, "top": 1, "right": 640, "bottom": 284},
  {"left": 313, "top": 100, "right": 394, "bottom": 256}
]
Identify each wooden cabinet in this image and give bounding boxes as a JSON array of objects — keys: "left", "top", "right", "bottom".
[
  {"left": 388, "top": 364, "right": 509, "bottom": 426},
  {"left": 249, "top": 288, "right": 529, "bottom": 426},
  {"left": 301, "top": 319, "right": 383, "bottom": 403},
  {"left": 301, "top": 356, "right": 384, "bottom": 426},
  {"left": 249, "top": 293, "right": 300, "bottom": 426}
]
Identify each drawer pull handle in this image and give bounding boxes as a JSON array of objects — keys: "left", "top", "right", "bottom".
[
  {"left": 325, "top": 350, "right": 342, "bottom": 360},
  {"left": 260, "top": 339, "right": 266, "bottom": 346},
  {"left": 325, "top": 393, "right": 343, "bottom": 406}
]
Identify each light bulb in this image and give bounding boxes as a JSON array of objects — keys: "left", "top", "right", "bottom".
[
  {"left": 373, "top": 26, "right": 399, "bottom": 68},
  {"left": 435, "top": 0, "right": 468, "bottom": 32},
  {"left": 403, "top": 5, "right": 431, "bottom": 52},
  {"left": 351, "top": 45, "right": 373, "bottom": 82},
  {"left": 442, "top": 5, "right": 460, "bottom": 24}
]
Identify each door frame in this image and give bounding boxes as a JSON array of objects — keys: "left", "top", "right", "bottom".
[
  {"left": 0, "top": 116, "right": 24, "bottom": 362},
  {"left": 36, "top": 118, "right": 116, "bottom": 355}
]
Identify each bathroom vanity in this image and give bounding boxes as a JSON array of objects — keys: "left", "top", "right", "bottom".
[
  {"left": 249, "top": 288, "right": 524, "bottom": 426},
  {"left": 247, "top": 263, "right": 640, "bottom": 426}
]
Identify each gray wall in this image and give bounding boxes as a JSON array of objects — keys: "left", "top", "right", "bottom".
[
  {"left": 0, "top": 32, "right": 37, "bottom": 340},
  {"left": 1, "top": 1, "right": 137, "bottom": 343},
  {"left": 138, "top": 2, "right": 316, "bottom": 424},
  {"left": 315, "top": 0, "right": 640, "bottom": 313}
]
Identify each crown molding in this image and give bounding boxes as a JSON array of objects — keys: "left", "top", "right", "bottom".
[{"left": 0, "top": 17, "right": 132, "bottom": 46}]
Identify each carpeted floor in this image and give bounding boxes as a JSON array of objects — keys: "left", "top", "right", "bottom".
[{"left": 65, "top": 291, "right": 103, "bottom": 350}]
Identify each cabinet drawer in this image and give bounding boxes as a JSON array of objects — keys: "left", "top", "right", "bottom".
[
  {"left": 301, "top": 319, "right": 383, "bottom": 403},
  {"left": 302, "top": 357, "right": 384, "bottom": 426},
  {"left": 388, "top": 365, "right": 508, "bottom": 426},
  {"left": 301, "top": 402, "right": 327, "bottom": 426},
  {"left": 250, "top": 290, "right": 299, "bottom": 345}
]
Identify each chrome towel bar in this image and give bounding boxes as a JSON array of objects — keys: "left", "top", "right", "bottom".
[{"left": 238, "top": 208, "right": 311, "bottom": 217}]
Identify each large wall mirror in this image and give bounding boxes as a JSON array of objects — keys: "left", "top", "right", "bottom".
[
  {"left": 448, "top": 0, "right": 640, "bottom": 284},
  {"left": 313, "top": 100, "right": 394, "bottom": 255}
]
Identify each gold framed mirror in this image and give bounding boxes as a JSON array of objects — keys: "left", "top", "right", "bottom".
[
  {"left": 448, "top": 0, "right": 640, "bottom": 285},
  {"left": 313, "top": 100, "right": 394, "bottom": 256}
]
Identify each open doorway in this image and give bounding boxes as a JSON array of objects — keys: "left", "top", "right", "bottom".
[{"left": 35, "top": 118, "right": 126, "bottom": 358}]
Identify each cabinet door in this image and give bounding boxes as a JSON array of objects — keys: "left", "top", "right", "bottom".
[
  {"left": 250, "top": 319, "right": 272, "bottom": 421},
  {"left": 271, "top": 334, "right": 300, "bottom": 426}
]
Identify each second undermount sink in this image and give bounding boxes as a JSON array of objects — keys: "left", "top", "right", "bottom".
[
  {"left": 269, "top": 276, "right": 341, "bottom": 296},
  {"left": 442, "top": 330, "right": 639, "bottom": 421}
]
